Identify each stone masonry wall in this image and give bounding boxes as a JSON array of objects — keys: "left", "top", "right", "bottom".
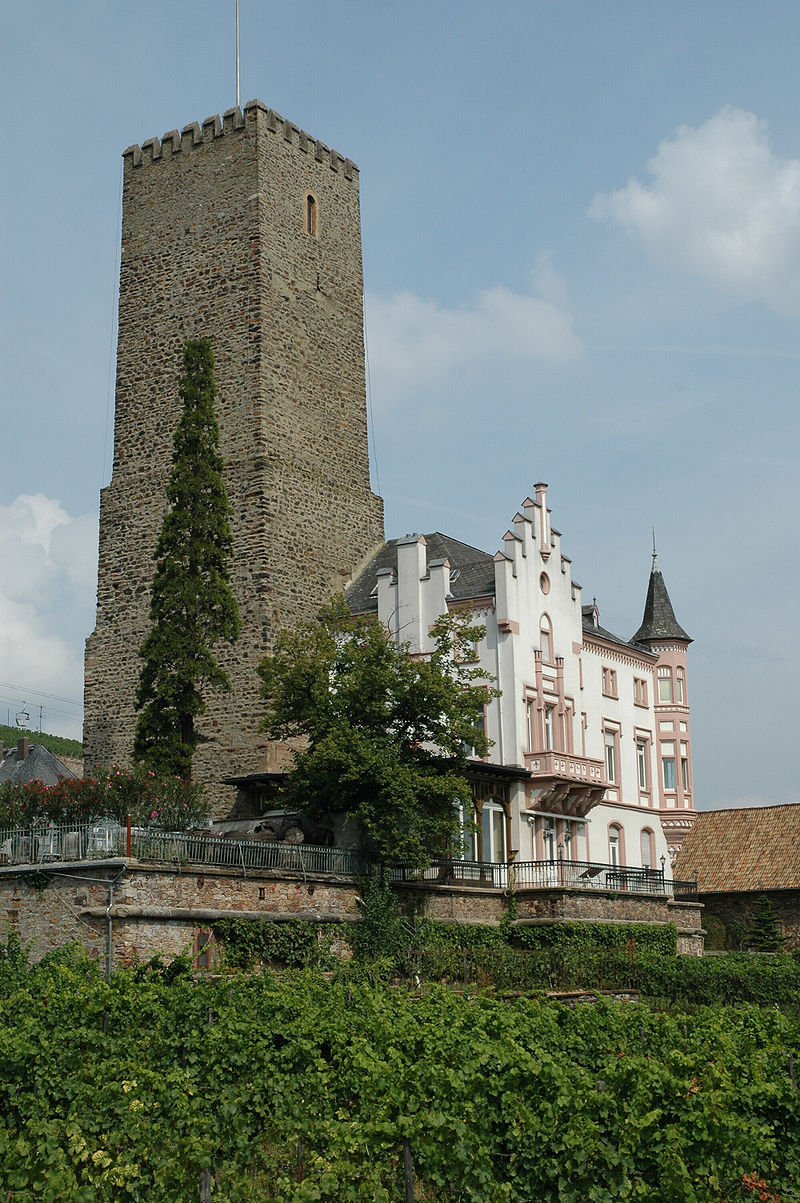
[
  {"left": 84, "top": 101, "right": 384, "bottom": 813},
  {"left": 699, "top": 890, "right": 800, "bottom": 951},
  {"left": 0, "top": 865, "right": 704, "bottom": 968}
]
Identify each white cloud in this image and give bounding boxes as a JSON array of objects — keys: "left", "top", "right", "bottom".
[
  {"left": 365, "top": 267, "right": 581, "bottom": 405},
  {"left": 0, "top": 494, "right": 97, "bottom": 739},
  {"left": 590, "top": 106, "right": 800, "bottom": 317}
]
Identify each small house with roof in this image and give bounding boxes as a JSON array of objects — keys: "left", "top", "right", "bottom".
[
  {"left": 674, "top": 805, "right": 800, "bottom": 950},
  {"left": 0, "top": 738, "right": 78, "bottom": 787}
]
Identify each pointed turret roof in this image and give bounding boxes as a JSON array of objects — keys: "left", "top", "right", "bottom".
[{"left": 632, "top": 554, "right": 692, "bottom": 644}]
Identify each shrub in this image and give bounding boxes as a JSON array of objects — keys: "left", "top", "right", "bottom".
[{"left": 0, "top": 766, "right": 208, "bottom": 830}]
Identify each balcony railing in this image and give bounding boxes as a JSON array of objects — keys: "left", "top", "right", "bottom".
[
  {"left": 524, "top": 750, "right": 605, "bottom": 784},
  {"left": 391, "top": 856, "right": 696, "bottom": 898},
  {"left": 511, "top": 859, "right": 666, "bottom": 894},
  {"left": 0, "top": 821, "right": 698, "bottom": 899}
]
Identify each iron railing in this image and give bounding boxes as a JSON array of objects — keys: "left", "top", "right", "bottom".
[
  {"left": 391, "top": 856, "right": 695, "bottom": 897},
  {"left": 511, "top": 859, "right": 667, "bottom": 894},
  {"left": 0, "top": 822, "right": 698, "bottom": 897},
  {"left": 390, "top": 858, "right": 508, "bottom": 887},
  {"left": 0, "top": 820, "right": 377, "bottom": 879}
]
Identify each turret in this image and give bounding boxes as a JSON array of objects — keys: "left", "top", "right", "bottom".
[{"left": 633, "top": 550, "right": 695, "bottom": 861}]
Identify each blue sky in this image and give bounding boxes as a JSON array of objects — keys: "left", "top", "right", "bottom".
[{"left": 2, "top": 1, "right": 799, "bottom": 808}]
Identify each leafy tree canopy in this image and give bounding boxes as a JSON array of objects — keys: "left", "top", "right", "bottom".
[
  {"left": 258, "top": 596, "right": 498, "bottom": 866},
  {"left": 133, "top": 339, "right": 240, "bottom": 779}
]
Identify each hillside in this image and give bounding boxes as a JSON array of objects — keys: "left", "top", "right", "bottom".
[{"left": 0, "top": 725, "right": 82, "bottom": 761}]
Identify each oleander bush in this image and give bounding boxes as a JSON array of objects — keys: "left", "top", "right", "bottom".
[{"left": 0, "top": 766, "right": 208, "bottom": 830}]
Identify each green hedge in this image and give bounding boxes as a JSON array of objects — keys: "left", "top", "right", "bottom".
[
  {"left": 212, "top": 918, "right": 344, "bottom": 970},
  {"left": 512, "top": 921, "right": 678, "bottom": 955}
]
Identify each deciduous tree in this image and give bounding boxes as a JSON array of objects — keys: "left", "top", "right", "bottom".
[{"left": 258, "top": 596, "right": 497, "bottom": 866}]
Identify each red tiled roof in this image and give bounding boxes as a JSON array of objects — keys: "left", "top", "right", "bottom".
[{"left": 674, "top": 804, "right": 800, "bottom": 893}]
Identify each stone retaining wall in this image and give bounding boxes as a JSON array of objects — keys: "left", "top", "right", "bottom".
[{"left": 0, "top": 861, "right": 704, "bottom": 968}]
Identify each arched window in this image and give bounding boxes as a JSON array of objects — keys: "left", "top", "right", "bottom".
[
  {"left": 608, "top": 824, "right": 624, "bottom": 867},
  {"left": 676, "top": 668, "right": 685, "bottom": 704},
  {"left": 540, "top": 615, "right": 553, "bottom": 663},
  {"left": 304, "top": 193, "right": 318, "bottom": 237},
  {"left": 640, "top": 827, "right": 655, "bottom": 869}
]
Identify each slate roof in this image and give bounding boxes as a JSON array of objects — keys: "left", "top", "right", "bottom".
[
  {"left": 0, "top": 744, "right": 79, "bottom": 787},
  {"left": 673, "top": 805, "right": 800, "bottom": 892},
  {"left": 346, "top": 533, "right": 496, "bottom": 615},
  {"left": 581, "top": 605, "right": 656, "bottom": 658},
  {"left": 632, "top": 564, "right": 692, "bottom": 644}
]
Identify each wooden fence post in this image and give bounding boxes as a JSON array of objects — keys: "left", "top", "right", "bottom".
[{"left": 402, "top": 1137, "right": 415, "bottom": 1202}]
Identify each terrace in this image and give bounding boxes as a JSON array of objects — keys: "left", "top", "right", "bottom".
[{"left": 0, "top": 818, "right": 698, "bottom": 899}]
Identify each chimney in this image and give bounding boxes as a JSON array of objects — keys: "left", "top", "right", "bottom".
[
  {"left": 534, "top": 482, "right": 550, "bottom": 558},
  {"left": 17, "top": 737, "right": 29, "bottom": 762}
]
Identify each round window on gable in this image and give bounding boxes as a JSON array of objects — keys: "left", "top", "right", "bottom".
[{"left": 304, "top": 193, "right": 318, "bottom": 237}]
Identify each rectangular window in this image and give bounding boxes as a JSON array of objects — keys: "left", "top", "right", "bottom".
[
  {"left": 544, "top": 705, "right": 555, "bottom": 750},
  {"left": 681, "top": 756, "right": 690, "bottom": 792},
  {"left": 636, "top": 738, "right": 649, "bottom": 790},
  {"left": 602, "top": 667, "right": 618, "bottom": 698},
  {"left": 633, "top": 677, "right": 648, "bottom": 707},
  {"left": 542, "top": 816, "right": 556, "bottom": 861},
  {"left": 526, "top": 699, "right": 535, "bottom": 752},
  {"left": 657, "top": 669, "right": 673, "bottom": 703},
  {"left": 676, "top": 670, "right": 685, "bottom": 703},
  {"left": 604, "top": 728, "right": 617, "bottom": 784},
  {"left": 662, "top": 757, "right": 676, "bottom": 790}
]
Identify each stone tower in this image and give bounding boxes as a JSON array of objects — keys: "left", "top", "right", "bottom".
[{"left": 84, "top": 101, "right": 384, "bottom": 804}]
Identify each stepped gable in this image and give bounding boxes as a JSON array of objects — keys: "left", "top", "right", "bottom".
[
  {"left": 632, "top": 563, "right": 692, "bottom": 644},
  {"left": 346, "top": 532, "right": 494, "bottom": 615},
  {"left": 674, "top": 805, "right": 800, "bottom": 892}
]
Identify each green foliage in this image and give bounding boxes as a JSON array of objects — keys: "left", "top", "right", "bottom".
[
  {"left": 258, "top": 596, "right": 498, "bottom": 866},
  {"left": 134, "top": 339, "right": 241, "bottom": 780},
  {"left": 349, "top": 877, "right": 412, "bottom": 962},
  {"left": 748, "top": 895, "right": 785, "bottom": 952},
  {"left": 0, "top": 765, "right": 207, "bottom": 829},
  {"left": 703, "top": 914, "right": 728, "bottom": 951},
  {"left": 0, "top": 725, "right": 82, "bottom": 760},
  {"left": 212, "top": 918, "right": 342, "bottom": 970},
  {"left": 631, "top": 951, "right": 800, "bottom": 1008},
  {"left": 0, "top": 968, "right": 798, "bottom": 1201},
  {"left": 513, "top": 922, "right": 678, "bottom": 956}
]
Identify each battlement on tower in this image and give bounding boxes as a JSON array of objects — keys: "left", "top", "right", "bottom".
[{"left": 122, "top": 100, "right": 359, "bottom": 180}]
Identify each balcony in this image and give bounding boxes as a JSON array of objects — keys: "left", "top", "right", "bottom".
[
  {"left": 391, "top": 856, "right": 697, "bottom": 898},
  {"left": 523, "top": 750, "right": 606, "bottom": 816}
]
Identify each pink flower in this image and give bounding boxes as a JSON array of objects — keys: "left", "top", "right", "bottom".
[{"left": 150, "top": 811, "right": 158, "bottom": 819}]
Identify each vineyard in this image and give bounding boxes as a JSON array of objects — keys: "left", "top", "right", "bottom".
[{"left": 0, "top": 940, "right": 798, "bottom": 1202}]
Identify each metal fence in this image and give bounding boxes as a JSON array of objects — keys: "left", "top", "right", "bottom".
[
  {"left": 511, "top": 859, "right": 668, "bottom": 894},
  {"left": 0, "top": 820, "right": 377, "bottom": 879},
  {"left": 0, "top": 822, "right": 697, "bottom": 897},
  {"left": 391, "top": 856, "right": 695, "bottom": 898}
]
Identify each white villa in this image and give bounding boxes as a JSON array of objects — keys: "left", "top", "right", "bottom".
[{"left": 346, "top": 483, "right": 696, "bottom": 878}]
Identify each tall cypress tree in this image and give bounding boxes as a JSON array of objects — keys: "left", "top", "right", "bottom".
[{"left": 133, "top": 339, "right": 241, "bottom": 779}]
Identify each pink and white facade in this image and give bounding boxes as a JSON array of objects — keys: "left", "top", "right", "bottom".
[{"left": 347, "top": 483, "right": 696, "bottom": 873}]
